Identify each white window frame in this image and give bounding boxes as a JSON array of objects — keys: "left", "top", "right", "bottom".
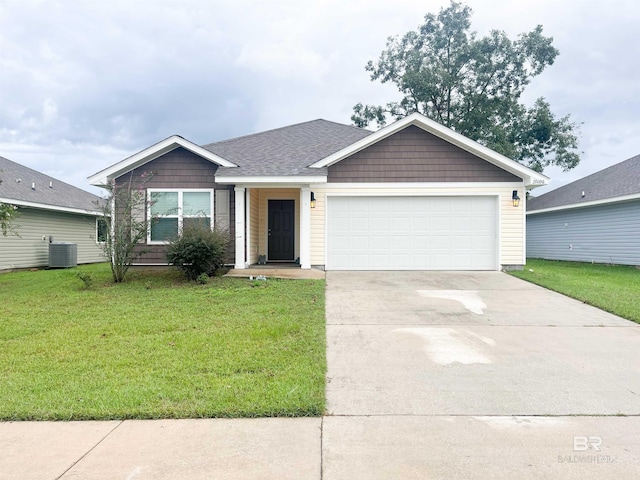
[
  {"left": 147, "top": 188, "right": 215, "bottom": 244},
  {"left": 96, "top": 217, "right": 108, "bottom": 244}
]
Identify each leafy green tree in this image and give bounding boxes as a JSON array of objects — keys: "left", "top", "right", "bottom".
[{"left": 352, "top": 1, "right": 581, "bottom": 172}]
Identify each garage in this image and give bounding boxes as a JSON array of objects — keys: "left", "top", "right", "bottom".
[{"left": 326, "top": 196, "right": 498, "bottom": 270}]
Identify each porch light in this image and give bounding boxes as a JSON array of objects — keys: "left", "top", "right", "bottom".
[
  {"left": 512, "top": 190, "right": 521, "bottom": 207},
  {"left": 310, "top": 191, "right": 316, "bottom": 209}
]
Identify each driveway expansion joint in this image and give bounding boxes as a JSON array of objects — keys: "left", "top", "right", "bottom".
[{"left": 55, "top": 420, "right": 124, "bottom": 480}]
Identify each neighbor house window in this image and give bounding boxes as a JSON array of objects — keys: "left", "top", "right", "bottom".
[
  {"left": 96, "top": 218, "right": 108, "bottom": 243},
  {"left": 148, "top": 189, "right": 214, "bottom": 243}
]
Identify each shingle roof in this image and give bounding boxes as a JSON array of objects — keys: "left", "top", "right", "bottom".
[
  {"left": 203, "top": 119, "right": 372, "bottom": 177},
  {"left": 527, "top": 154, "right": 640, "bottom": 212},
  {"left": 0, "top": 155, "right": 102, "bottom": 212}
]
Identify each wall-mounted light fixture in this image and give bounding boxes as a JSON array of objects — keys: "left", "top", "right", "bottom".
[
  {"left": 310, "top": 191, "right": 316, "bottom": 209},
  {"left": 512, "top": 190, "right": 521, "bottom": 207}
]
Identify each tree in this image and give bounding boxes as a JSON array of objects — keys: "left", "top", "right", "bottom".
[
  {"left": 352, "top": 1, "right": 581, "bottom": 172},
  {"left": 96, "top": 172, "right": 154, "bottom": 283},
  {"left": 0, "top": 178, "right": 20, "bottom": 237}
]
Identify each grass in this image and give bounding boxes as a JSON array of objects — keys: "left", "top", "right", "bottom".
[
  {"left": 0, "top": 263, "right": 326, "bottom": 420},
  {"left": 509, "top": 259, "right": 640, "bottom": 323}
]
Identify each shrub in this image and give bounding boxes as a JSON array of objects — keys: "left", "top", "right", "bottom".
[
  {"left": 166, "top": 224, "right": 229, "bottom": 280},
  {"left": 76, "top": 271, "right": 94, "bottom": 290}
]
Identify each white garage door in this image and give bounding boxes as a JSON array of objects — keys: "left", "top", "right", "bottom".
[{"left": 327, "top": 196, "right": 497, "bottom": 270}]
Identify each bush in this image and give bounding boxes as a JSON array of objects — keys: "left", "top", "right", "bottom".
[
  {"left": 166, "top": 224, "right": 229, "bottom": 280},
  {"left": 76, "top": 271, "right": 94, "bottom": 290}
]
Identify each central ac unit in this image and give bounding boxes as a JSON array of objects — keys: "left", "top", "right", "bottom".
[{"left": 49, "top": 242, "right": 78, "bottom": 268}]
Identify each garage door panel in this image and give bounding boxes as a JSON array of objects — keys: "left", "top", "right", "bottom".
[
  {"left": 371, "top": 254, "right": 391, "bottom": 268},
  {"left": 327, "top": 196, "right": 497, "bottom": 270},
  {"left": 409, "top": 235, "right": 431, "bottom": 251},
  {"left": 351, "top": 236, "right": 369, "bottom": 249},
  {"left": 453, "top": 254, "right": 473, "bottom": 268},
  {"left": 431, "top": 235, "right": 451, "bottom": 249},
  {"left": 452, "top": 236, "right": 472, "bottom": 249},
  {"left": 431, "top": 217, "right": 451, "bottom": 231},
  {"left": 392, "top": 216, "right": 412, "bottom": 230},
  {"left": 370, "top": 236, "right": 390, "bottom": 249},
  {"left": 431, "top": 254, "right": 453, "bottom": 269}
]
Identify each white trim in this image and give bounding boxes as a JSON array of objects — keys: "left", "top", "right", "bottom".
[
  {"left": 88, "top": 135, "right": 237, "bottom": 186},
  {"left": 497, "top": 195, "right": 503, "bottom": 270},
  {"left": 245, "top": 187, "right": 252, "bottom": 268},
  {"left": 146, "top": 188, "right": 215, "bottom": 245},
  {"left": 299, "top": 187, "right": 311, "bottom": 269},
  {"left": 215, "top": 176, "right": 327, "bottom": 185},
  {"left": 526, "top": 193, "right": 640, "bottom": 215},
  {"left": 521, "top": 189, "right": 527, "bottom": 265},
  {"left": 0, "top": 197, "right": 103, "bottom": 216},
  {"left": 310, "top": 112, "right": 549, "bottom": 188},
  {"left": 317, "top": 182, "right": 523, "bottom": 189},
  {"left": 234, "top": 186, "right": 246, "bottom": 269},
  {"left": 321, "top": 191, "right": 505, "bottom": 198}
]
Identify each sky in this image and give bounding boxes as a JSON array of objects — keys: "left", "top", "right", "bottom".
[{"left": 1, "top": 0, "right": 638, "bottom": 197}]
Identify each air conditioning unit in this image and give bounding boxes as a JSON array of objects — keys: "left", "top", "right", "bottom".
[{"left": 49, "top": 242, "right": 78, "bottom": 268}]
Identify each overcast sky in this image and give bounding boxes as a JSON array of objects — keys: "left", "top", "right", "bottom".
[{"left": 1, "top": 0, "right": 638, "bottom": 196}]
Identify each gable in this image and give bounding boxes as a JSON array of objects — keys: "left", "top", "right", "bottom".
[
  {"left": 89, "top": 135, "right": 236, "bottom": 186},
  {"left": 117, "top": 147, "right": 218, "bottom": 189},
  {"left": 327, "top": 126, "right": 520, "bottom": 183}
]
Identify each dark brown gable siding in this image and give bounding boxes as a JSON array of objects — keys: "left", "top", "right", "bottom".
[
  {"left": 328, "top": 125, "right": 520, "bottom": 182},
  {"left": 127, "top": 146, "right": 219, "bottom": 188},
  {"left": 114, "top": 147, "right": 235, "bottom": 265}
]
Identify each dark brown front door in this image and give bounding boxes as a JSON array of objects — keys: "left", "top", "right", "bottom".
[{"left": 268, "top": 200, "right": 295, "bottom": 261}]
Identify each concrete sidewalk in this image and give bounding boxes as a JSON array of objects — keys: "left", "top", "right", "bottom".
[
  {"left": 3, "top": 272, "right": 640, "bottom": 479},
  {"left": 0, "top": 418, "right": 321, "bottom": 479},
  {"left": 4, "top": 416, "right": 640, "bottom": 479}
]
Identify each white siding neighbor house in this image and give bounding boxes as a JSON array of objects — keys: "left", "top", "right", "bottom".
[{"left": 0, "top": 156, "right": 105, "bottom": 271}]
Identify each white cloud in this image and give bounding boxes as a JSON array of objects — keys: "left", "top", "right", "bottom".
[{"left": 0, "top": 0, "right": 638, "bottom": 193}]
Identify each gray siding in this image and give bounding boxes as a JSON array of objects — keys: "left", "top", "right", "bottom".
[
  {"left": 328, "top": 125, "right": 520, "bottom": 183},
  {"left": 526, "top": 200, "right": 640, "bottom": 265},
  {"left": 0, "top": 207, "right": 105, "bottom": 270}
]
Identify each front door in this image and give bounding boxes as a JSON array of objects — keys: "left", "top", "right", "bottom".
[{"left": 268, "top": 200, "right": 295, "bottom": 261}]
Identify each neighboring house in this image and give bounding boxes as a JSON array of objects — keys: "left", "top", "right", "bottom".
[
  {"left": 526, "top": 154, "right": 640, "bottom": 266},
  {"left": 0, "top": 156, "right": 105, "bottom": 271},
  {"left": 89, "top": 113, "right": 548, "bottom": 271}
]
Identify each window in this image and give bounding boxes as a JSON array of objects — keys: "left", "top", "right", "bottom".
[
  {"left": 96, "top": 218, "right": 108, "bottom": 243},
  {"left": 148, "top": 189, "right": 214, "bottom": 243}
]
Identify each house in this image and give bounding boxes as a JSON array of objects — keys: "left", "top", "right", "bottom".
[
  {"left": 88, "top": 113, "right": 548, "bottom": 271},
  {"left": 0, "top": 156, "right": 105, "bottom": 271},
  {"left": 527, "top": 154, "right": 640, "bottom": 265}
]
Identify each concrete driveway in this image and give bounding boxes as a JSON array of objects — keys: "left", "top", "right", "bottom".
[{"left": 324, "top": 271, "right": 640, "bottom": 479}]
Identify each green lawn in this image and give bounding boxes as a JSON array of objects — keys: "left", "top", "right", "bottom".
[
  {"left": 509, "top": 259, "right": 640, "bottom": 323},
  {"left": 0, "top": 264, "right": 326, "bottom": 420}
]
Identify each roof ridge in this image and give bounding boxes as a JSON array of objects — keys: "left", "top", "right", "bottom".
[
  {"left": 532, "top": 153, "right": 640, "bottom": 200},
  {"left": 202, "top": 118, "right": 368, "bottom": 148},
  {"left": 0, "top": 154, "right": 101, "bottom": 199}
]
